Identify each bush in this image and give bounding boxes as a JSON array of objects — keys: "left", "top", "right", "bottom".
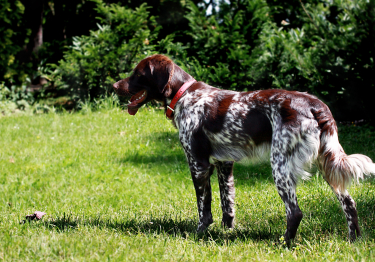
[
  {"left": 248, "top": 0, "right": 375, "bottom": 121},
  {"left": 0, "top": 82, "right": 34, "bottom": 114},
  {"left": 0, "top": 0, "right": 31, "bottom": 84},
  {"left": 51, "top": 2, "right": 160, "bottom": 101},
  {"left": 182, "top": 0, "right": 269, "bottom": 90}
]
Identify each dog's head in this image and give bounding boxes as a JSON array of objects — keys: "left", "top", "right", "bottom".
[{"left": 113, "top": 54, "right": 191, "bottom": 115}]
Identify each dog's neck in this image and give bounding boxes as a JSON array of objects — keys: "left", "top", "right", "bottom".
[
  {"left": 165, "top": 78, "right": 196, "bottom": 120},
  {"left": 168, "top": 64, "right": 195, "bottom": 98}
]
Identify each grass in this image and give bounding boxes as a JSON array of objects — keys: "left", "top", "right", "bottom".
[{"left": 1, "top": 105, "right": 375, "bottom": 261}]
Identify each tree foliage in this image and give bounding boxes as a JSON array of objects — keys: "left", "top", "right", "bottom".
[
  {"left": 248, "top": 0, "right": 375, "bottom": 120},
  {"left": 182, "top": 0, "right": 269, "bottom": 89},
  {"left": 1, "top": 0, "right": 375, "bottom": 122},
  {"left": 0, "top": 0, "right": 29, "bottom": 83},
  {"left": 51, "top": 3, "right": 159, "bottom": 100}
]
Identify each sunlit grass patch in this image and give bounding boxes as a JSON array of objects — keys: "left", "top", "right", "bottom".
[{"left": 1, "top": 107, "right": 375, "bottom": 261}]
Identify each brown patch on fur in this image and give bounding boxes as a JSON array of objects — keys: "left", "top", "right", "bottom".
[
  {"left": 312, "top": 107, "right": 337, "bottom": 137},
  {"left": 217, "top": 96, "right": 234, "bottom": 118},
  {"left": 280, "top": 98, "right": 298, "bottom": 126},
  {"left": 252, "top": 89, "right": 280, "bottom": 103},
  {"left": 204, "top": 94, "right": 235, "bottom": 133}
]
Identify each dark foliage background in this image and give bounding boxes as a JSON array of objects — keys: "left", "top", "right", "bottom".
[{"left": 1, "top": 0, "right": 374, "bottom": 122}]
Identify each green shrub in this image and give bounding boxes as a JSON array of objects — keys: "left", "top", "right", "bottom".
[
  {"left": 182, "top": 0, "right": 269, "bottom": 90},
  {"left": 0, "top": 0, "right": 31, "bottom": 84},
  {"left": 0, "top": 81, "right": 34, "bottom": 114},
  {"left": 51, "top": 2, "right": 160, "bottom": 101},
  {"left": 248, "top": 0, "right": 375, "bottom": 120}
]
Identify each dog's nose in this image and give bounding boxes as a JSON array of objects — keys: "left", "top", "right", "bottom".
[{"left": 113, "top": 82, "right": 119, "bottom": 89}]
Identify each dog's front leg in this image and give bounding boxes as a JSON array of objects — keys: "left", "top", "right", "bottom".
[
  {"left": 215, "top": 160, "right": 235, "bottom": 228},
  {"left": 179, "top": 125, "right": 214, "bottom": 233},
  {"left": 189, "top": 163, "right": 215, "bottom": 233}
]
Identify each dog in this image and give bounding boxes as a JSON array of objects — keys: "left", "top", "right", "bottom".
[{"left": 113, "top": 54, "right": 375, "bottom": 242}]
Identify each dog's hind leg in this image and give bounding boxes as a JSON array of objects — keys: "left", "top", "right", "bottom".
[
  {"left": 270, "top": 115, "right": 322, "bottom": 242},
  {"left": 271, "top": 164, "right": 303, "bottom": 243},
  {"left": 270, "top": 134, "right": 304, "bottom": 242},
  {"left": 333, "top": 190, "right": 361, "bottom": 241},
  {"left": 215, "top": 160, "right": 235, "bottom": 228},
  {"left": 322, "top": 168, "right": 361, "bottom": 241},
  {"left": 317, "top": 130, "right": 374, "bottom": 241}
]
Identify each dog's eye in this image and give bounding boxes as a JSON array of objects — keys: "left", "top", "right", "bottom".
[{"left": 137, "top": 74, "right": 141, "bottom": 77}]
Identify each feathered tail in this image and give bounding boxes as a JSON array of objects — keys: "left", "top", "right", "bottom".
[{"left": 314, "top": 108, "right": 375, "bottom": 192}]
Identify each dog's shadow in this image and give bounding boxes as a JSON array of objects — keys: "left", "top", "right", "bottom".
[
  {"left": 38, "top": 193, "right": 375, "bottom": 244},
  {"left": 41, "top": 214, "right": 280, "bottom": 244}
]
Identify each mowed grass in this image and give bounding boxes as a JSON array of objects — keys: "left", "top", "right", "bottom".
[{"left": 1, "top": 106, "right": 375, "bottom": 261}]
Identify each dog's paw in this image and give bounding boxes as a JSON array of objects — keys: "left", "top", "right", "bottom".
[
  {"left": 221, "top": 214, "right": 234, "bottom": 229},
  {"left": 196, "top": 220, "right": 213, "bottom": 233}
]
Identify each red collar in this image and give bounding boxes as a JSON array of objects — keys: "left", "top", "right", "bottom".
[{"left": 166, "top": 79, "right": 196, "bottom": 120}]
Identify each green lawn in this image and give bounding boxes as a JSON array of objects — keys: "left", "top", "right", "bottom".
[{"left": 1, "top": 107, "right": 375, "bottom": 261}]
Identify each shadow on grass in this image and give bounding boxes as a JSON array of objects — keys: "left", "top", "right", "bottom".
[
  {"left": 234, "top": 162, "right": 274, "bottom": 186},
  {"left": 116, "top": 130, "right": 275, "bottom": 184},
  {"left": 39, "top": 191, "right": 375, "bottom": 244},
  {"left": 115, "top": 131, "right": 186, "bottom": 165},
  {"left": 117, "top": 152, "right": 186, "bottom": 166},
  {"left": 41, "top": 213, "right": 282, "bottom": 244},
  {"left": 117, "top": 151, "right": 274, "bottom": 183}
]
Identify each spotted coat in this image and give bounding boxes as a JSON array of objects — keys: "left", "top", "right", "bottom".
[{"left": 113, "top": 54, "right": 375, "bottom": 242}]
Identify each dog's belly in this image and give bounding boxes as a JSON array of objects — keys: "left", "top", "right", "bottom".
[
  {"left": 206, "top": 130, "right": 271, "bottom": 163},
  {"left": 203, "top": 102, "right": 273, "bottom": 164}
]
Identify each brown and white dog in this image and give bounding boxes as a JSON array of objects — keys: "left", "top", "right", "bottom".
[{"left": 113, "top": 54, "right": 375, "bottom": 242}]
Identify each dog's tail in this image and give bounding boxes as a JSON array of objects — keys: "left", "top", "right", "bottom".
[{"left": 313, "top": 107, "right": 375, "bottom": 193}]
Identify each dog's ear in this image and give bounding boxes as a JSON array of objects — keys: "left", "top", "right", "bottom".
[{"left": 148, "top": 58, "right": 174, "bottom": 98}]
